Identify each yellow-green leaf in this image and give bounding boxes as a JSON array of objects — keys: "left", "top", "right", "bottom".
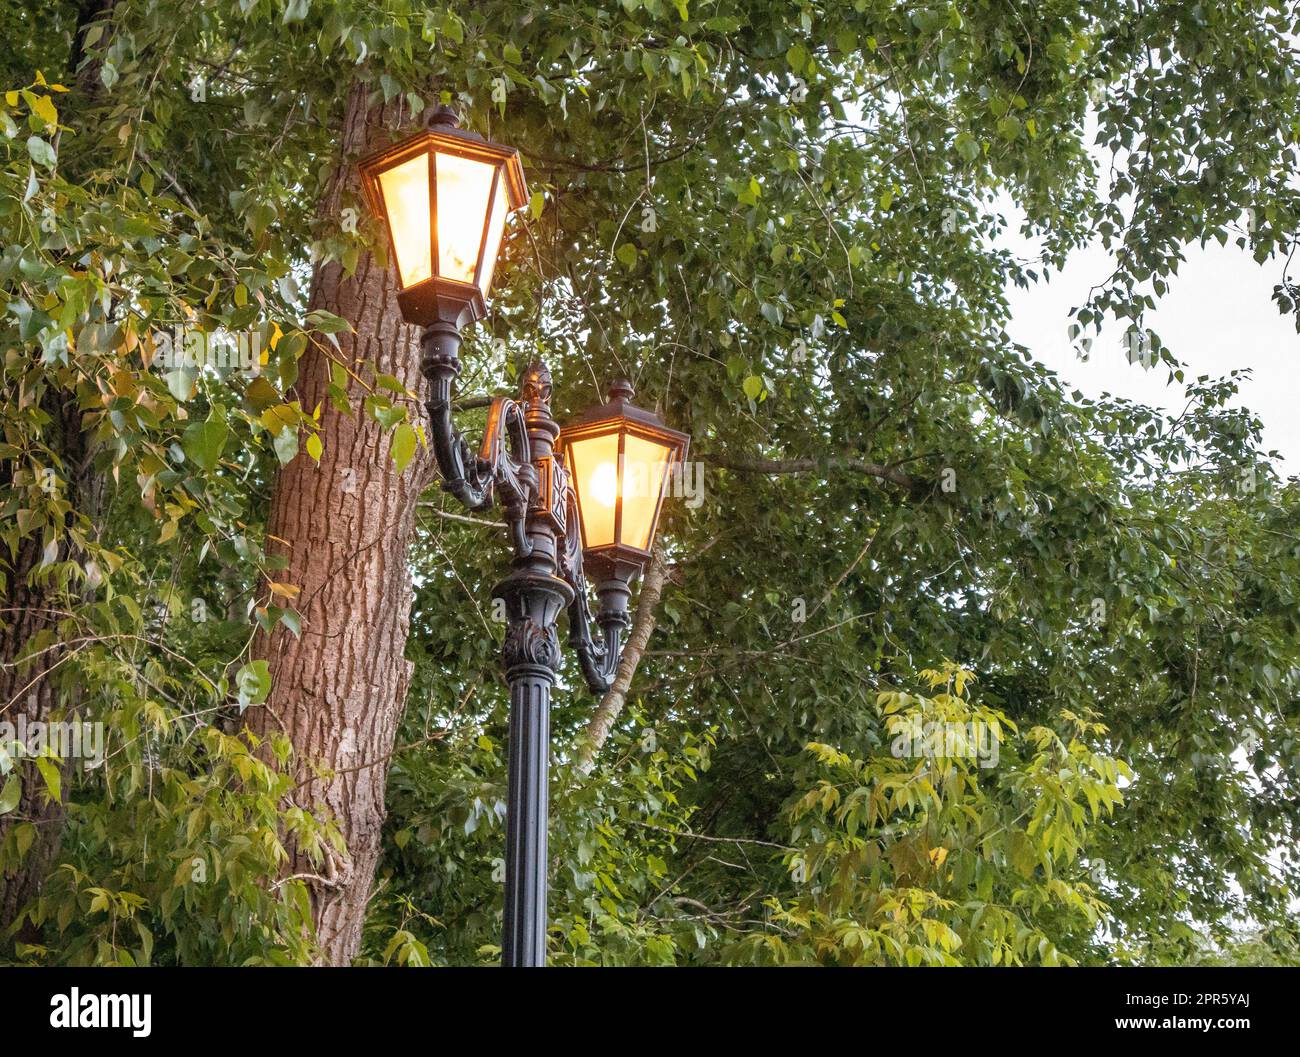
[{"left": 392, "top": 422, "right": 416, "bottom": 472}]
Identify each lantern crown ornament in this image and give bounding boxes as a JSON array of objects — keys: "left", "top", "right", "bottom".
[
  {"left": 558, "top": 378, "right": 690, "bottom": 581},
  {"left": 357, "top": 105, "right": 528, "bottom": 328}
]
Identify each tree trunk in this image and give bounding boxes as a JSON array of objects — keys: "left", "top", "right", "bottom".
[
  {"left": 0, "top": 397, "right": 105, "bottom": 933},
  {"left": 246, "top": 84, "right": 430, "bottom": 965},
  {"left": 0, "top": 536, "right": 71, "bottom": 933},
  {"left": 0, "top": 0, "right": 114, "bottom": 942}
]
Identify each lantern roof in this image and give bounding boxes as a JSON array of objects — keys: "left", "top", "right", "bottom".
[{"left": 564, "top": 379, "right": 691, "bottom": 451}]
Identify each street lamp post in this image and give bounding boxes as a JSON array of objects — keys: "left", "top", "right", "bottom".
[{"left": 357, "top": 108, "right": 689, "bottom": 967}]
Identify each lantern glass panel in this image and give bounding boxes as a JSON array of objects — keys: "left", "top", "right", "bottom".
[
  {"left": 378, "top": 153, "right": 432, "bottom": 288},
  {"left": 620, "top": 433, "right": 675, "bottom": 550},
  {"left": 567, "top": 431, "right": 620, "bottom": 549},
  {"left": 478, "top": 176, "right": 509, "bottom": 296},
  {"left": 435, "top": 152, "right": 497, "bottom": 284}
]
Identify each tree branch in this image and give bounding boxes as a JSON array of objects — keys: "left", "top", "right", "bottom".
[
  {"left": 451, "top": 395, "right": 493, "bottom": 411},
  {"left": 417, "top": 503, "right": 506, "bottom": 529},
  {"left": 576, "top": 549, "right": 671, "bottom": 773},
  {"left": 699, "top": 451, "right": 918, "bottom": 490}
]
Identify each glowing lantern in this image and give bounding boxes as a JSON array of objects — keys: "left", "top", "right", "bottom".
[
  {"left": 357, "top": 106, "right": 527, "bottom": 327},
  {"left": 559, "top": 380, "right": 689, "bottom": 577}
]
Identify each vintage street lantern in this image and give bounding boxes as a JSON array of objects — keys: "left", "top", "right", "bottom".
[
  {"left": 357, "top": 105, "right": 528, "bottom": 328},
  {"left": 559, "top": 379, "right": 689, "bottom": 582},
  {"left": 359, "top": 110, "right": 691, "bottom": 970}
]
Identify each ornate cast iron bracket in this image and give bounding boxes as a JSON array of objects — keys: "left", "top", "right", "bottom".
[
  {"left": 417, "top": 327, "right": 631, "bottom": 695},
  {"left": 558, "top": 486, "right": 628, "bottom": 694},
  {"left": 421, "top": 321, "right": 536, "bottom": 559}
]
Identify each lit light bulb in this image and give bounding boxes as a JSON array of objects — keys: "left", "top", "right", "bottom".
[{"left": 590, "top": 461, "right": 618, "bottom": 508}]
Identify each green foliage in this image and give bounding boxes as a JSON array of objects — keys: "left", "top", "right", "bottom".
[
  {"left": 365, "top": 704, "right": 713, "bottom": 966},
  {"left": 3, "top": 0, "right": 1300, "bottom": 965},
  {"left": 1, "top": 605, "right": 335, "bottom": 964},
  {"left": 736, "top": 667, "right": 1123, "bottom": 966}
]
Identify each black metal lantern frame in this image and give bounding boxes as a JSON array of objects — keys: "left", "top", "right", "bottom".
[
  {"left": 358, "top": 109, "right": 690, "bottom": 968},
  {"left": 558, "top": 379, "right": 690, "bottom": 579}
]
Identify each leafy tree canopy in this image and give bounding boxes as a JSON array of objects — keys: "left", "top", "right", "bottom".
[{"left": 2, "top": 0, "right": 1298, "bottom": 965}]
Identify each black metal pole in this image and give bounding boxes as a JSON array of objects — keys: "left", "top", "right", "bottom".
[
  {"left": 501, "top": 666, "right": 550, "bottom": 964},
  {"left": 419, "top": 340, "right": 631, "bottom": 966},
  {"left": 495, "top": 362, "right": 571, "bottom": 967},
  {"left": 497, "top": 583, "right": 565, "bottom": 966}
]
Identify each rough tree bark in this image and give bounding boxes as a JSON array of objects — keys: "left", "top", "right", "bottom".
[
  {"left": 245, "top": 84, "right": 431, "bottom": 965},
  {"left": 0, "top": 541, "right": 73, "bottom": 931},
  {"left": 0, "top": 397, "right": 106, "bottom": 932}
]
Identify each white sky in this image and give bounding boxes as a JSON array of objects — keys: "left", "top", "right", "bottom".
[{"left": 999, "top": 209, "right": 1299, "bottom": 475}]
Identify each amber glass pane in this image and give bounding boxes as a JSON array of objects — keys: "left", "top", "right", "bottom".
[
  {"left": 567, "top": 432, "right": 620, "bottom": 549},
  {"left": 620, "top": 434, "right": 674, "bottom": 550},
  {"left": 378, "top": 153, "right": 432, "bottom": 288},
  {"left": 476, "top": 171, "right": 509, "bottom": 295},
  {"left": 434, "top": 151, "right": 495, "bottom": 284}
]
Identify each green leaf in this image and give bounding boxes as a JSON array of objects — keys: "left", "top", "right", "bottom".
[
  {"left": 392, "top": 422, "right": 417, "bottom": 472},
  {"left": 12, "top": 300, "right": 52, "bottom": 341},
  {"left": 280, "top": 608, "right": 302, "bottom": 638},
  {"left": 954, "top": 132, "right": 981, "bottom": 163},
  {"left": 261, "top": 404, "right": 299, "bottom": 435},
  {"left": 236, "top": 660, "right": 271, "bottom": 710},
  {"left": 278, "top": 330, "right": 309, "bottom": 363},
  {"left": 616, "top": 242, "right": 638, "bottom": 270},
  {"left": 273, "top": 427, "right": 299, "bottom": 465},
  {"left": 305, "top": 309, "right": 352, "bottom": 335},
  {"left": 0, "top": 775, "right": 19, "bottom": 815},
  {"left": 25, "top": 136, "right": 56, "bottom": 169},
  {"left": 245, "top": 375, "right": 280, "bottom": 412},
  {"left": 35, "top": 756, "right": 61, "bottom": 802},
  {"left": 366, "top": 397, "right": 404, "bottom": 429},
  {"left": 166, "top": 367, "right": 198, "bottom": 401},
  {"left": 182, "top": 417, "right": 229, "bottom": 472}
]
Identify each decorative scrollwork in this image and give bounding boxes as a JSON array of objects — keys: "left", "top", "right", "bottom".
[
  {"left": 502, "top": 616, "right": 562, "bottom": 671},
  {"left": 419, "top": 332, "right": 629, "bottom": 694},
  {"left": 421, "top": 323, "right": 534, "bottom": 558},
  {"left": 557, "top": 477, "right": 624, "bottom": 694},
  {"left": 479, "top": 396, "right": 536, "bottom": 557}
]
